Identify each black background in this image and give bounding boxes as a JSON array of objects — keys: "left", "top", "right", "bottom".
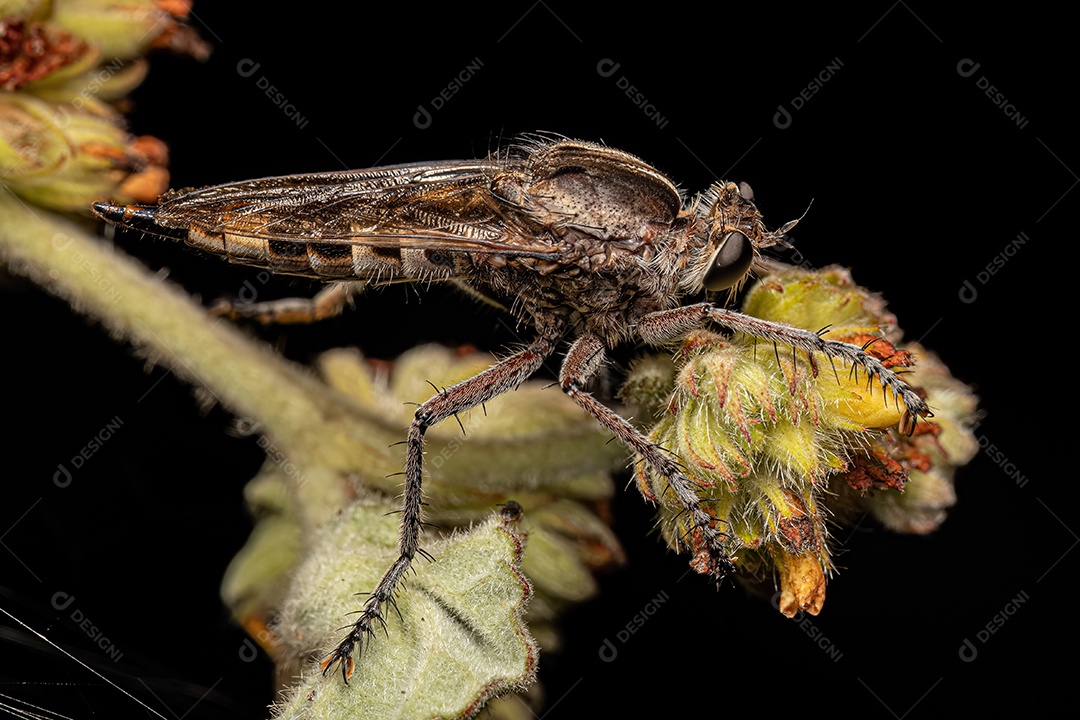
[{"left": 3, "top": 3, "right": 1070, "bottom": 718}]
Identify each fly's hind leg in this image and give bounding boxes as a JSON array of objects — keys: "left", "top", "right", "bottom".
[
  {"left": 558, "top": 334, "right": 735, "bottom": 578},
  {"left": 320, "top": 333, "right": 559, "bottom": 683},
  {"left": 210, "top": 282, "right": 359, "bottom": 324}
]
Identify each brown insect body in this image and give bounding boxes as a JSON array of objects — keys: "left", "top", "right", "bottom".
[
  {"left": 113, "top": 139, "right": 766, "bottom": 346},
  {"left": 94, "top": 136, "right": 929, "bottom": 683}
]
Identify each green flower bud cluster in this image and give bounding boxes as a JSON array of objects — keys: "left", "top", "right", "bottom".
[
  {"left": 625, "top": 266, "right": 978, "bottom": 616},
  {"left": 1, "top": 1, "right": 207, "bottom": 211}
]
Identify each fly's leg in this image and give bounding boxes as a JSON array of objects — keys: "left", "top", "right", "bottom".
[
  {"left": 210, "top": 282, "right": 358, "bottom": 324},
  {"left": 320, "top": 333, "right": 559, "bottom": 683},
  {"left": 558, "top": 334, "right": 735, "bottom": 578},
  {"left": 636, "top": 304, "right": 932, "bottom": 428}
]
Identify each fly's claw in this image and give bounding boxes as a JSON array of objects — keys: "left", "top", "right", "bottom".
[
  {"left": 684, "top": 504, "right": 736, "bottom": 581},
  {"left": 890, "top": 372, "right": 933, "bottom": 434},
  {"left": 319, "top": 637, "right": 358, "bottom": 683},
  {"left": 899, "top": 395, "right": 933, "bottom": 435},
  {"left": 319, "top": 597, "right": 388, "bottom": 683},
  {"left": 688, "top": 528, "right": 736, "bottom": 581}
]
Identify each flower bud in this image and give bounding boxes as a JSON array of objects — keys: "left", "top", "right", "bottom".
[{"left": 0, "top": 91, "right": 167, "bottom": 210}]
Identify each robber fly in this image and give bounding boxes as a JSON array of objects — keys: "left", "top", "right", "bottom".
[{"left": 94, "top": 135, "right": 929, "bottom": 682}]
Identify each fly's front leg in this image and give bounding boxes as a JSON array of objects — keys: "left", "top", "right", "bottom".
[
  {"left": 558, "top": 334, "right": 735, "bottom": 578},
  {"left": 637, "top": 304, "right": 931, "bottom": 428},
  {"left": 320, "top": 333, "right": 559, "bottom": 683},
  {"left": 211, "top": 282, "right": 358, "bottom": 324}
]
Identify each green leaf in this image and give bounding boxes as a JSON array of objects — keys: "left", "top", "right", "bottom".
[{"left": 272, "top": 500, "right": 537, "bottom": 719}]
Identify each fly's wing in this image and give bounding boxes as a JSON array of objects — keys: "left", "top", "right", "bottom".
[{"left": 94, "top": 160, "right": 563, "bottom": 283}]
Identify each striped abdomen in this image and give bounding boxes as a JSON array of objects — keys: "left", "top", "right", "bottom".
[
  {"left": 92, "top": 201, "right": 463, "bottom": 283},
  {"left": 182, "top": 220, "right": 464, "bottom": 283}
]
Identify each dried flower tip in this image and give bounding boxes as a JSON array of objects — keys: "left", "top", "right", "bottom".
[
  {"left": 774, "top": 549, "right": 826, "bottom": 617},
  {"left": 0, "top": 18, "right": 94, "bottom": 90}
]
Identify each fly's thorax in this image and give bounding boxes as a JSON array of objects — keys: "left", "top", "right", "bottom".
[{"left": 492, "top": 139, "right": 682, "bottom": 245}]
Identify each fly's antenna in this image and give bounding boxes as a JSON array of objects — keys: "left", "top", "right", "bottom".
[{"left": 760, "top": 199, "right": 813, "bottom": 250}]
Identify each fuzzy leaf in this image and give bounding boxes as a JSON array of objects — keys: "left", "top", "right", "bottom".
[{"left": 272, "top": 501, "right": 537, "bottom": 720}]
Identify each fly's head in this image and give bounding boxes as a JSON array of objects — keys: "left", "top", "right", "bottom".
[{"left": 684, "top": 181, "right": 796, "bottom": 298}]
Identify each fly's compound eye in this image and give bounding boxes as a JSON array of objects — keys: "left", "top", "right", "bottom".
[{"left": 702, "top": 231, "right": 754, "bottom": 291}]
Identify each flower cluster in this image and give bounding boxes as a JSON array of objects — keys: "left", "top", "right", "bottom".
[
  {"left": 624, "top": 266, "right": 978, "bottom": 616},
  {"left": 1, "top": 0, "right": 208, "bottom": 211}
]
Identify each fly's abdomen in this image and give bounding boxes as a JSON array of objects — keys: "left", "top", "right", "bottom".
[
  {"left": 192, "top": 227, "right": 348, "bottom": 278},
  {"left": 93, "top": 201, "right": 406, "bottom": 281},
  {"left": 179, "top": 213, "right": 358, "bottom": 278},
  {"left": 194, "top": 224, "right": 422, "bottom": 281}
]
